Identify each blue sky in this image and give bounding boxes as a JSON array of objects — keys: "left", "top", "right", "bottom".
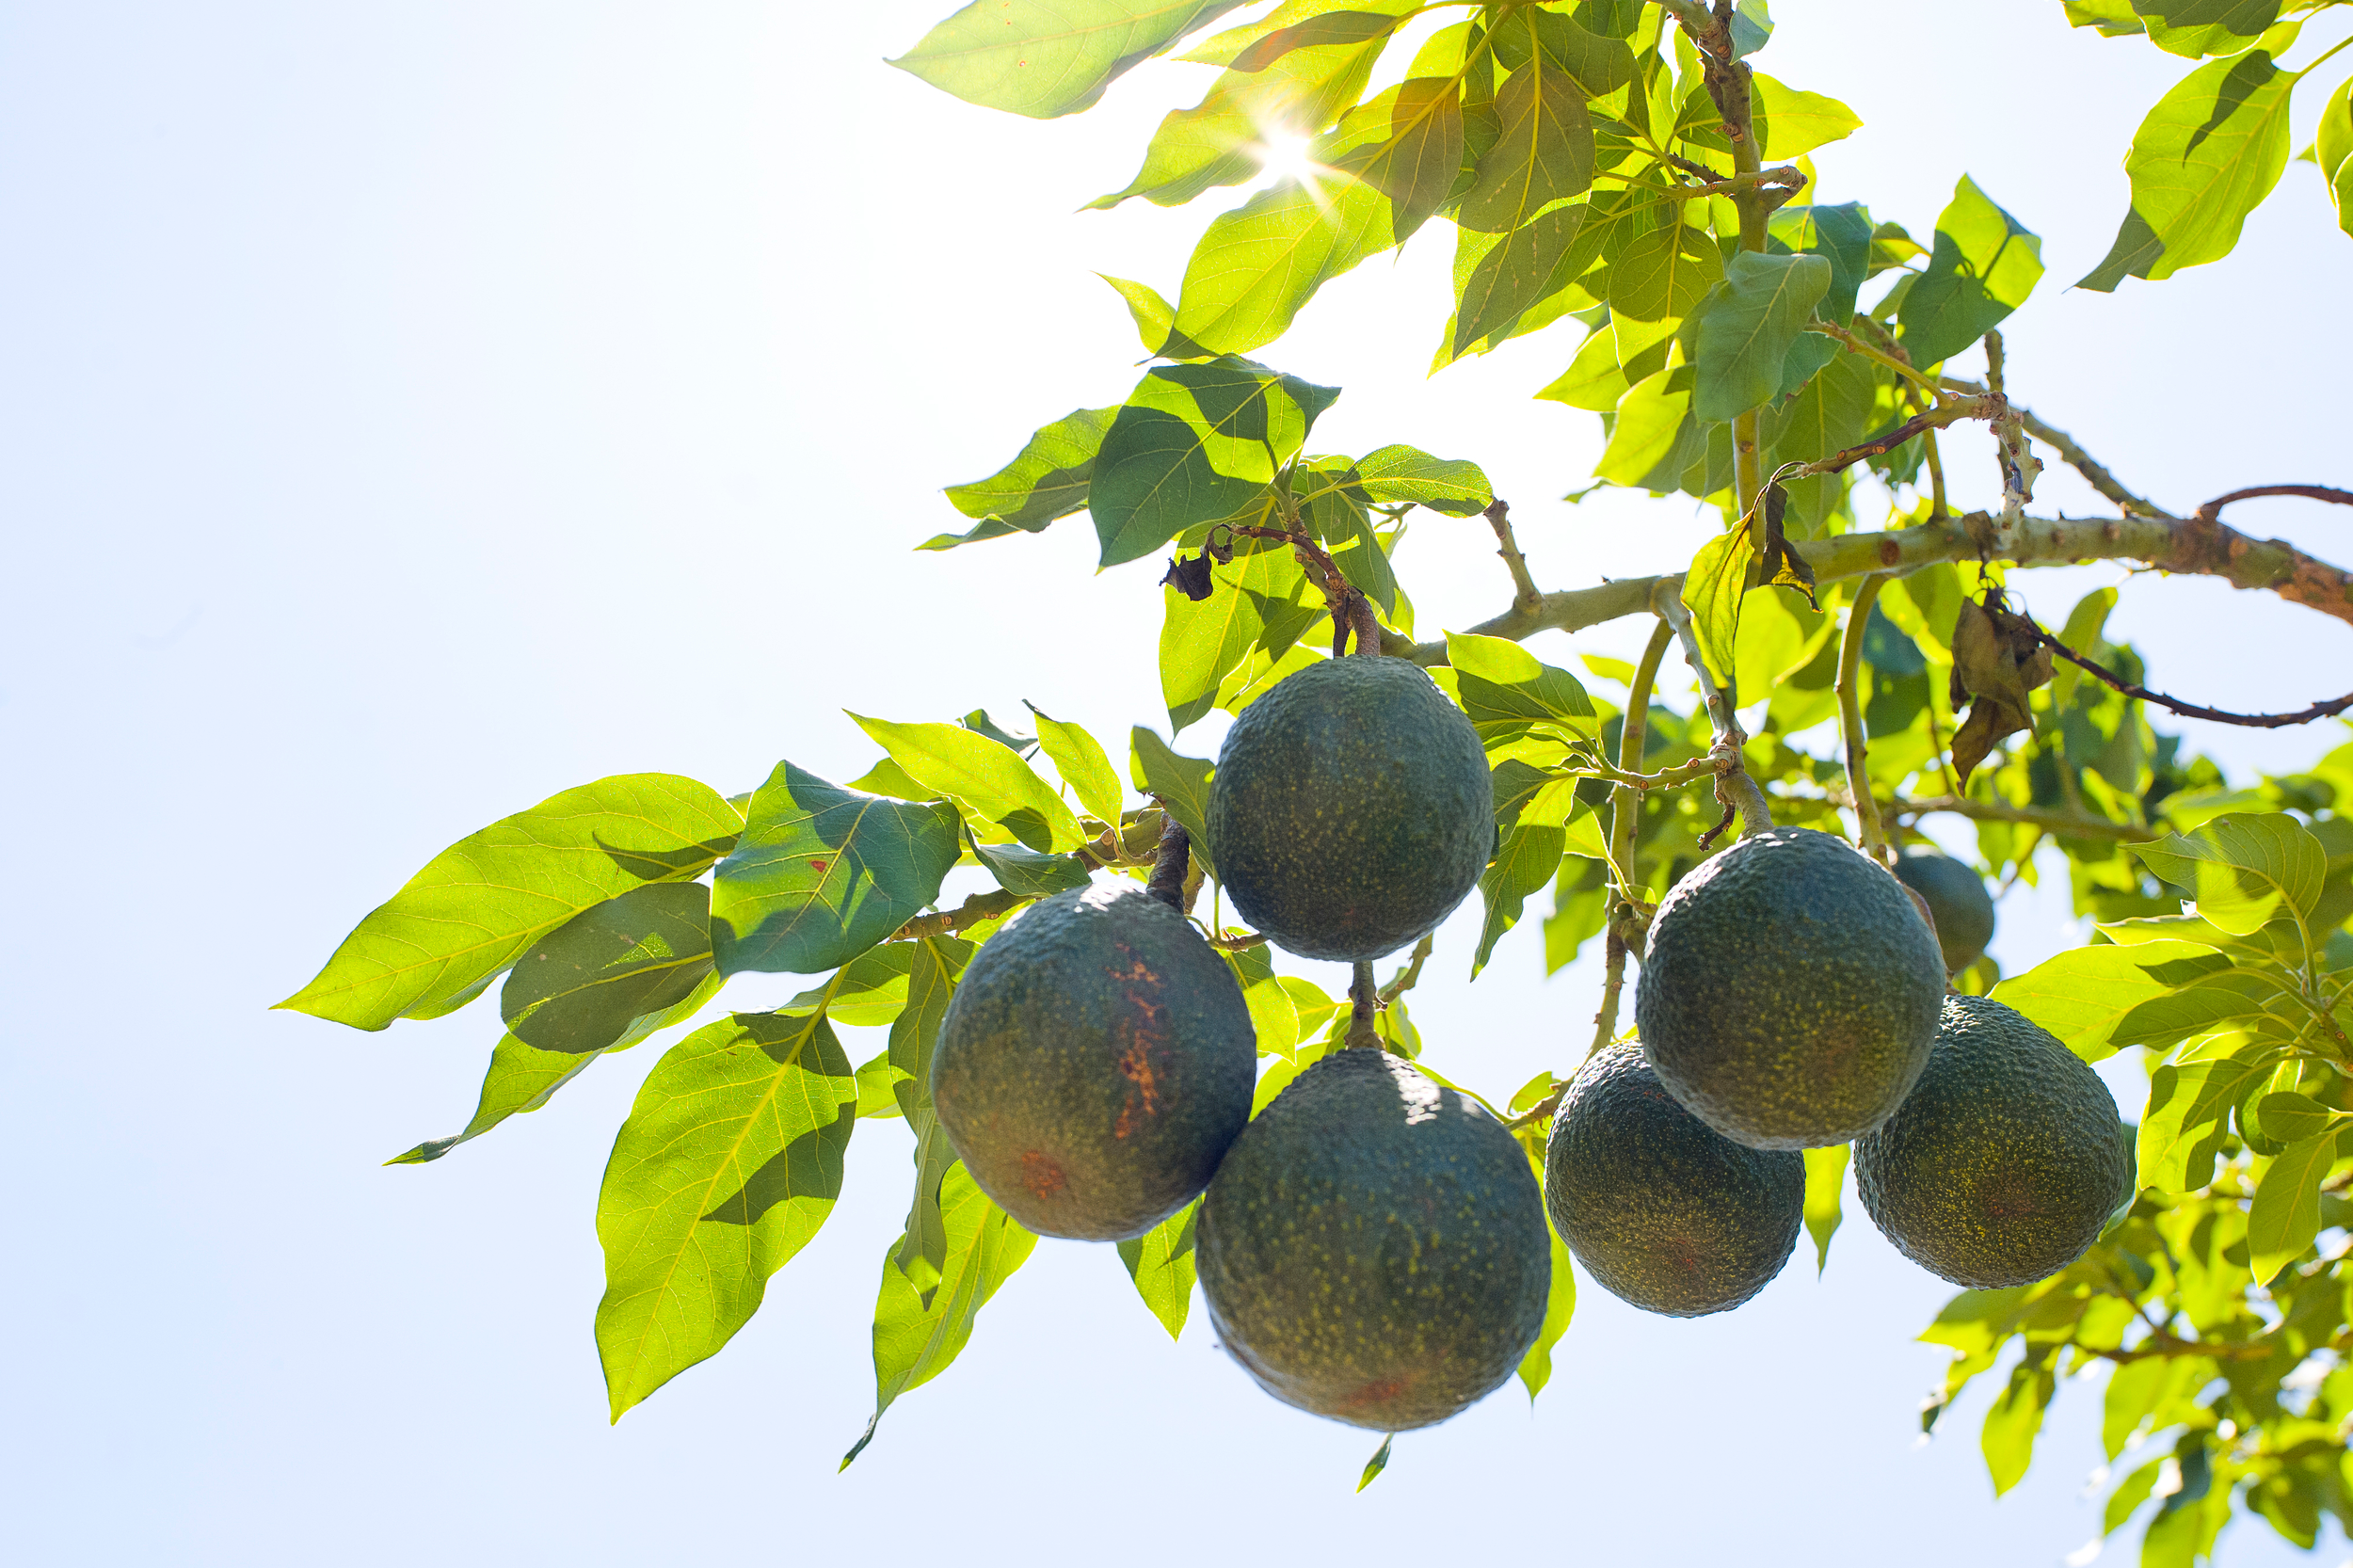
[{"left": 4, "top": 4, "right": 2349, "bottom": 1564}]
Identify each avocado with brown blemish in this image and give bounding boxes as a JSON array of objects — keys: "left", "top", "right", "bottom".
[
  {"left": 1635, "top": 826, "right": 1946, "bottom": 1150},
  {"left": 1855, "top": 994, "right": 2132, "bottom": 1288},
  {"left": 1195, "top": 1048, "right": 1549, "bottom": 1431},
  {"left": 1545, "top": 1040, "right": 1802, "bottom": 1316},
  {"left": 930, "top": 883, "right": 1256, "bottom": 1240},
  {"left": 1207, "top": 655, "right": 1492, "bottom": 963}
]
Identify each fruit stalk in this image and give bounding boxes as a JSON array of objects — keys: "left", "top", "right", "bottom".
[
  {"left": 1347, "top": 960, "right": 1380, "bottom": 1050},
  {"left": 1837, "top": 573, "right": 1893, "bottom": 862},
  {"left": 1144, "top": 813, "right": 1191, "bottom": 912},
  {"left": 1593, "top": 617, "right": 1676, "bottom": 1055},
  {"left": 1657, "top": 587, "right": 1773, "bottom": 841}
]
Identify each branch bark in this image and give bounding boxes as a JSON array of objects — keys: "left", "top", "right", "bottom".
[{"left": 1382, "top": 509, "right": 2353, "bottom": 664}]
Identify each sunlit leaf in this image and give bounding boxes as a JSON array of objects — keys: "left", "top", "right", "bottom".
[
  {"left": 890, "top": 0, "right": 1250, "bottom": 120},
  {"left": 842, "top": 1162, "right": 1038, "bottom": 1466},
  {"left": 1474, "top": 824, "right": 1567, "bottom": 976},
  {"left": 280, "top": 775, "right": 742, "bottom": 1031},
  {"left": 2132, "top": 811, "right": 2325, "bottom": 936},
  {"left": 1751, "top": 73, "right": 1863, "bottom": 159},
  {"left": 1130, "top": 726, "right": 1219, "bottom": 875},
  {"left": 1691, "top": 249, "right": 1832, "bottom": 422},
  {"left": 2078, "top": 27, "right": 2301, "bottom": 288},
  {"left": 596, "top": 1006, "right": 858, "bottom": 1419},
  {"left": 1989, "top": 938, "right": 2230, "bottom": 1062},
  {"left": 1116, "top": 1199, "right": 1201, "bottom": 1339},
  {"left": 709, "top": 761, "right": 961, "bottom": 976},
  {"left": 502, "top": 882, "right": 715, "bottom": 1054},
  {"left": 1346, "top": 444, "right": 1494, "bottom": 515},
  {"left": 1897, "top": 176, "right": 2044, "bottom": 365},
  {"left": 2249, "top": 1129, "right": 2337, "bottom": 1283},
  {"left": 2137, "top": 0, "right": 2281, "bottom": 58},
  {"left": 1456, "top": 45, "right": 1594, "bottom": 233},
  {"left": 1803, "top": 1144, "right": 1849, "bottom": 1275},
  {"left": 1026, "top": 703, "right": 1127, "bottom": 826},
  {"left": 851, "top": 712, "right": 1086, "bottom": 854}
]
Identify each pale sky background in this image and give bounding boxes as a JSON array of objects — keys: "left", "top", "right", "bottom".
[{"left": 4, "top": 4, "right": 2351, "bottom": 1565}]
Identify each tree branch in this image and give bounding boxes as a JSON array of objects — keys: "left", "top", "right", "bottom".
[
  {"left": 1889, "top": 793, "right": 2154, "bottom": 841},
  {"left": 1383, "top": 509, "right": 2353, "bottom": 664},
  {"left": 1485, "top": 498, "right": 1541, "bottom": 616},
  {"left": 1594, "top": 618, "right": 1676, "bottom": 1057},
  {"left": 1657, "top": 584, "right": 1773, "bottom": 843}
]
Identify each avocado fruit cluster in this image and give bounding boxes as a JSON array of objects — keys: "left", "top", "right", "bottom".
[
  {"left": 1855, "top": 994, "right": 2132, "bottom": 1288},
  {"left": 1636, "top": 827, "right": 1946, "bottom": 1150},
  {"left": 1209, "top": 655, "right": 1493, "bottom": 963},
  {"left": 932, "top": 883, "right": 1255, "bottom": 1240},
  {"left": 1891, "top": 852, "right": 1997, "bottom": 974},
  {"left": 1545, "top": 1041, "right": 1801, "bottom": 1316},
  {"left": 1196, "top": 1048, "right": 1550, "bottom": 1430}
]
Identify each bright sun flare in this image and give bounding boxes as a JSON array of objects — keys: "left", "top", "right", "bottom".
[{"left": 1256, "top": 132, "right": 1318, "bottom": 184}]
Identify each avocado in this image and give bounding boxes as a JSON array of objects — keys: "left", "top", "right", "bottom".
[
  {"left": 1545, "top": 1040, "right": 1802, "bottom": 1316},
  {"left": 931, "top": 883, "right": 1257, "bottom": 1240},
  {"left": 1892, "top": 852, "right": 1997, "bottom": 973},
  {"left": 1196, "top": 1048, "right": 1549, "bottom": 1431},
  {"left": 1207, "top": 655, "right": 1492, "bottom": 963},
  {"left": 1635, "top": 826, "right": 1945, "bottom": 1150},
  {"left": 1855, "top": 994, "right": 2132, "bottom": 1288}
]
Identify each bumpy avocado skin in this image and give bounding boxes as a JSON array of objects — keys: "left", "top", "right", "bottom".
[
  {"left": 931, "top": 883, "right": 1256, "bottom": 1241},
  {"left": 1207, "top": 656, "right": 1493, "bottom": 963},
  {"left": 1635, "top": 827, "right": 1945, "bottom": 1150},
  {"left": 1892, "top": 853, "right": 1998, "bottom": 973},
  {"left": 1855, "top": 994, "right": 2132, "bottom": 1288},
  {"left": 1545, "top": 1041, "right": 1803, "bottom": 1316},
  {"left": 1196, "top": 1048, "right": 1549, "bottom": 1431}
]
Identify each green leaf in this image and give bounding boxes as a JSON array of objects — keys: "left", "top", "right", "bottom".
[
  {"left": 1605, "top": 218, "right": 1723, "bottom": 322},
  {"left": 1802, "top": 1144, "right": 1849, "bottom": 1275},
  {"left": 1679, "top": 525, "right": 1752, "bottom": 694},
  {"left": 1981, "top": 1352, "right": 2056, "bottom": 1496},
  {"left": 1691, "top": 250, "right": 1833, "bottom": 422},
  {"left": 1446, "top": 631, "right": 1598, "bottom": 743},
  {"left": 2078, "top": 31, "right": 2301, "bottom": 288},
  {"left": 2137, "top": 0, "right": 2281, "bottom": 58},
  {"left": 1116, "top": 1199, "right": 1201, "bottom": 1339},
  {"left": 500, "top": 882, "right": 714, "bottom": 1054},
  {"left": 388, "top": 970, "right": 723, "bottom": 1164},
  {"left": 1025, "top": 704, "right": 1127, "bottom": 825},
  {"left": 842, "top": 1162, "right": 1039, "bottom": 1467},
  {"left": 2249, "top": 1129, "right": 2337, "bottom": 1283},
  {"left": 2133, "top": 811, "right": 2325, "bottom": 936},
  {"left": 1593, "top": 363, "right": 1692, "bottom": 485},
  {"left": 851, "top": 712, "right": 1086, "bottom": 854},
  {"left": 595, "top": 1006, "right": 859, "bottom": 1419},
  {"left": 1751, "top": 73, "right": 1863, "bottom": 159},
  {"left": 1517, "top": 1149, "right": 1577, "bottom": 1399},
  {"left": 1989, "top": 938, "right": 2230, "bottom": 1063},
  {"left": 889, "top": 0, "right": 1250, "bottom": 120},
  {"left": 2108, "top": 972, "right": 2297, "bottom": 1048},
  {"left": 1354, "top": 76, "right": 1467, "bottom": 242},
  {"left": 921, "top": 408, "right": 1116, "bottom": 551},
  {"left": 1160, "top": 536, "right": 1313, "bottom": 731},
  {"left": 1129, "top": 726, "right": 1219, "bottom": 876},
  {"left": 2317, "top": 74, "right": 2353, "bottom": 235},
  {"left": 1166, "top": 169, "right": 1398, "bottom": 356},
  {"left": 1896, "top": 176, "right": 2044, "bottom": 365},
  {"left": 1091, "top": 359, "right": 1337, "bottom": 565},
  {"left": 1091, "top": 13, "right": 1399, "bottom": 208},
  {"left": 279, "top": 774, "right": 742, "bottom": 1032},
  {"left": 2140, "top": 1055, "right": 2273, "bottom": 1192},
  {"left": 1356, "top": 1432, "right": 1394, "bottom": 1490},
  {"left": 967, "top": 836, "right": 1095, "bottom": 897},
  {"left": 2253, "top": 1092, "right": 2342, "bottom": 1144},
  {"left": 1475, "top": 824, "right": 1568, "bottom": 977},
  {"left": 887, "top": 936, "right": 974, "bottom": 1291},
  {"left": 1456, "top": 50, "right": 1595, "bottom": 233},
  {"left": 709, "top": 761, "right": 962, "bottom": 976},
  {"left": 1452, "top": 203, "right": 1589, "bottom": 355},
  {"left": 785, "top": 943, "right": 918, "bottom": 1028},
  {"left": 2066, "top": 0, "right": 2147, "bottom": 36},
  {"left": 1347, "top": 443, "right": 1494, "bottom": 515}
]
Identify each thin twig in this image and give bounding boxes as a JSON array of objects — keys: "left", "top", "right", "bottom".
[
  {"left": 1657, "top": 585, "right": 1774, "bottom": 840},
  {"left": 1891, "top": 794, "right": 2153, "bottom": 841},
  {"left": 2197, "top": 485, "right": 2353, "bottom": 522},
  {"left": 1484, "top": 499, "right": 1541, "bottom": 616},
  {"left": 1594, "top": 619, "right": 1676, "bottom": 1057},
  {"left": 2033, "top": 626, "right": 2353, "bottom": 729},
  {"left": 1378, "top": 934, "right": 1434, "bottom": 1004},
  {"left": 1800, "top": 397, "right": 2002, "bottom": 478},
  {"left": 888, "top": 888, "right": 1032, "bottom": 942}
]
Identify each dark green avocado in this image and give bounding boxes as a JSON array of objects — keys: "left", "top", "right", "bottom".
[
  {"left": 1207, "top": 655, "right": 1492, "bottom": 963},
  {"left": 1855, "top": 994, "right": 2132, "bottom": 1288},
  {"left": 1892, "top": 852, "right": 1997, "bottom": 973},
  {"left": 1196, "top": 1048, "right": 1549, "bottom": 1431},
  {"left": 930, "top": 883, "right": 1256, "bottom": 1241},
  {"left": 1545, "top": 1041, "right": 1803, "bottom": 1317},
  {"left": 1635, "top": 826, "right": 1945, "bottom": 1150}
]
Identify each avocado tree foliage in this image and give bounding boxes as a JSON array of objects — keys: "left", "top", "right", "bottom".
[{"left": 279, "top": 1, "right": 2353, "bottom": 1558}]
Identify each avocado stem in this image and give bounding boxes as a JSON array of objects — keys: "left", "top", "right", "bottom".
[
  {"left": 1837, "top": 573, "right": 1893, "bottom": 862},
  {"left": 1144, "top": 812, "right": 1192, "bottom": 913},
  {"left": 1656, "top": 587, "right": 1773, "bottom": 841},
  {"left": 1347, "top": 961, "right": 1382, "bottom": 1052},
  {"left": 1594, "top": 619, "right": 1675, "bottom": 1056}
]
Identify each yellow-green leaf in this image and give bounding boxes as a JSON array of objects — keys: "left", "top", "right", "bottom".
[{"left": 850, "top": 712, "right": 1086, "bottom": 853}]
